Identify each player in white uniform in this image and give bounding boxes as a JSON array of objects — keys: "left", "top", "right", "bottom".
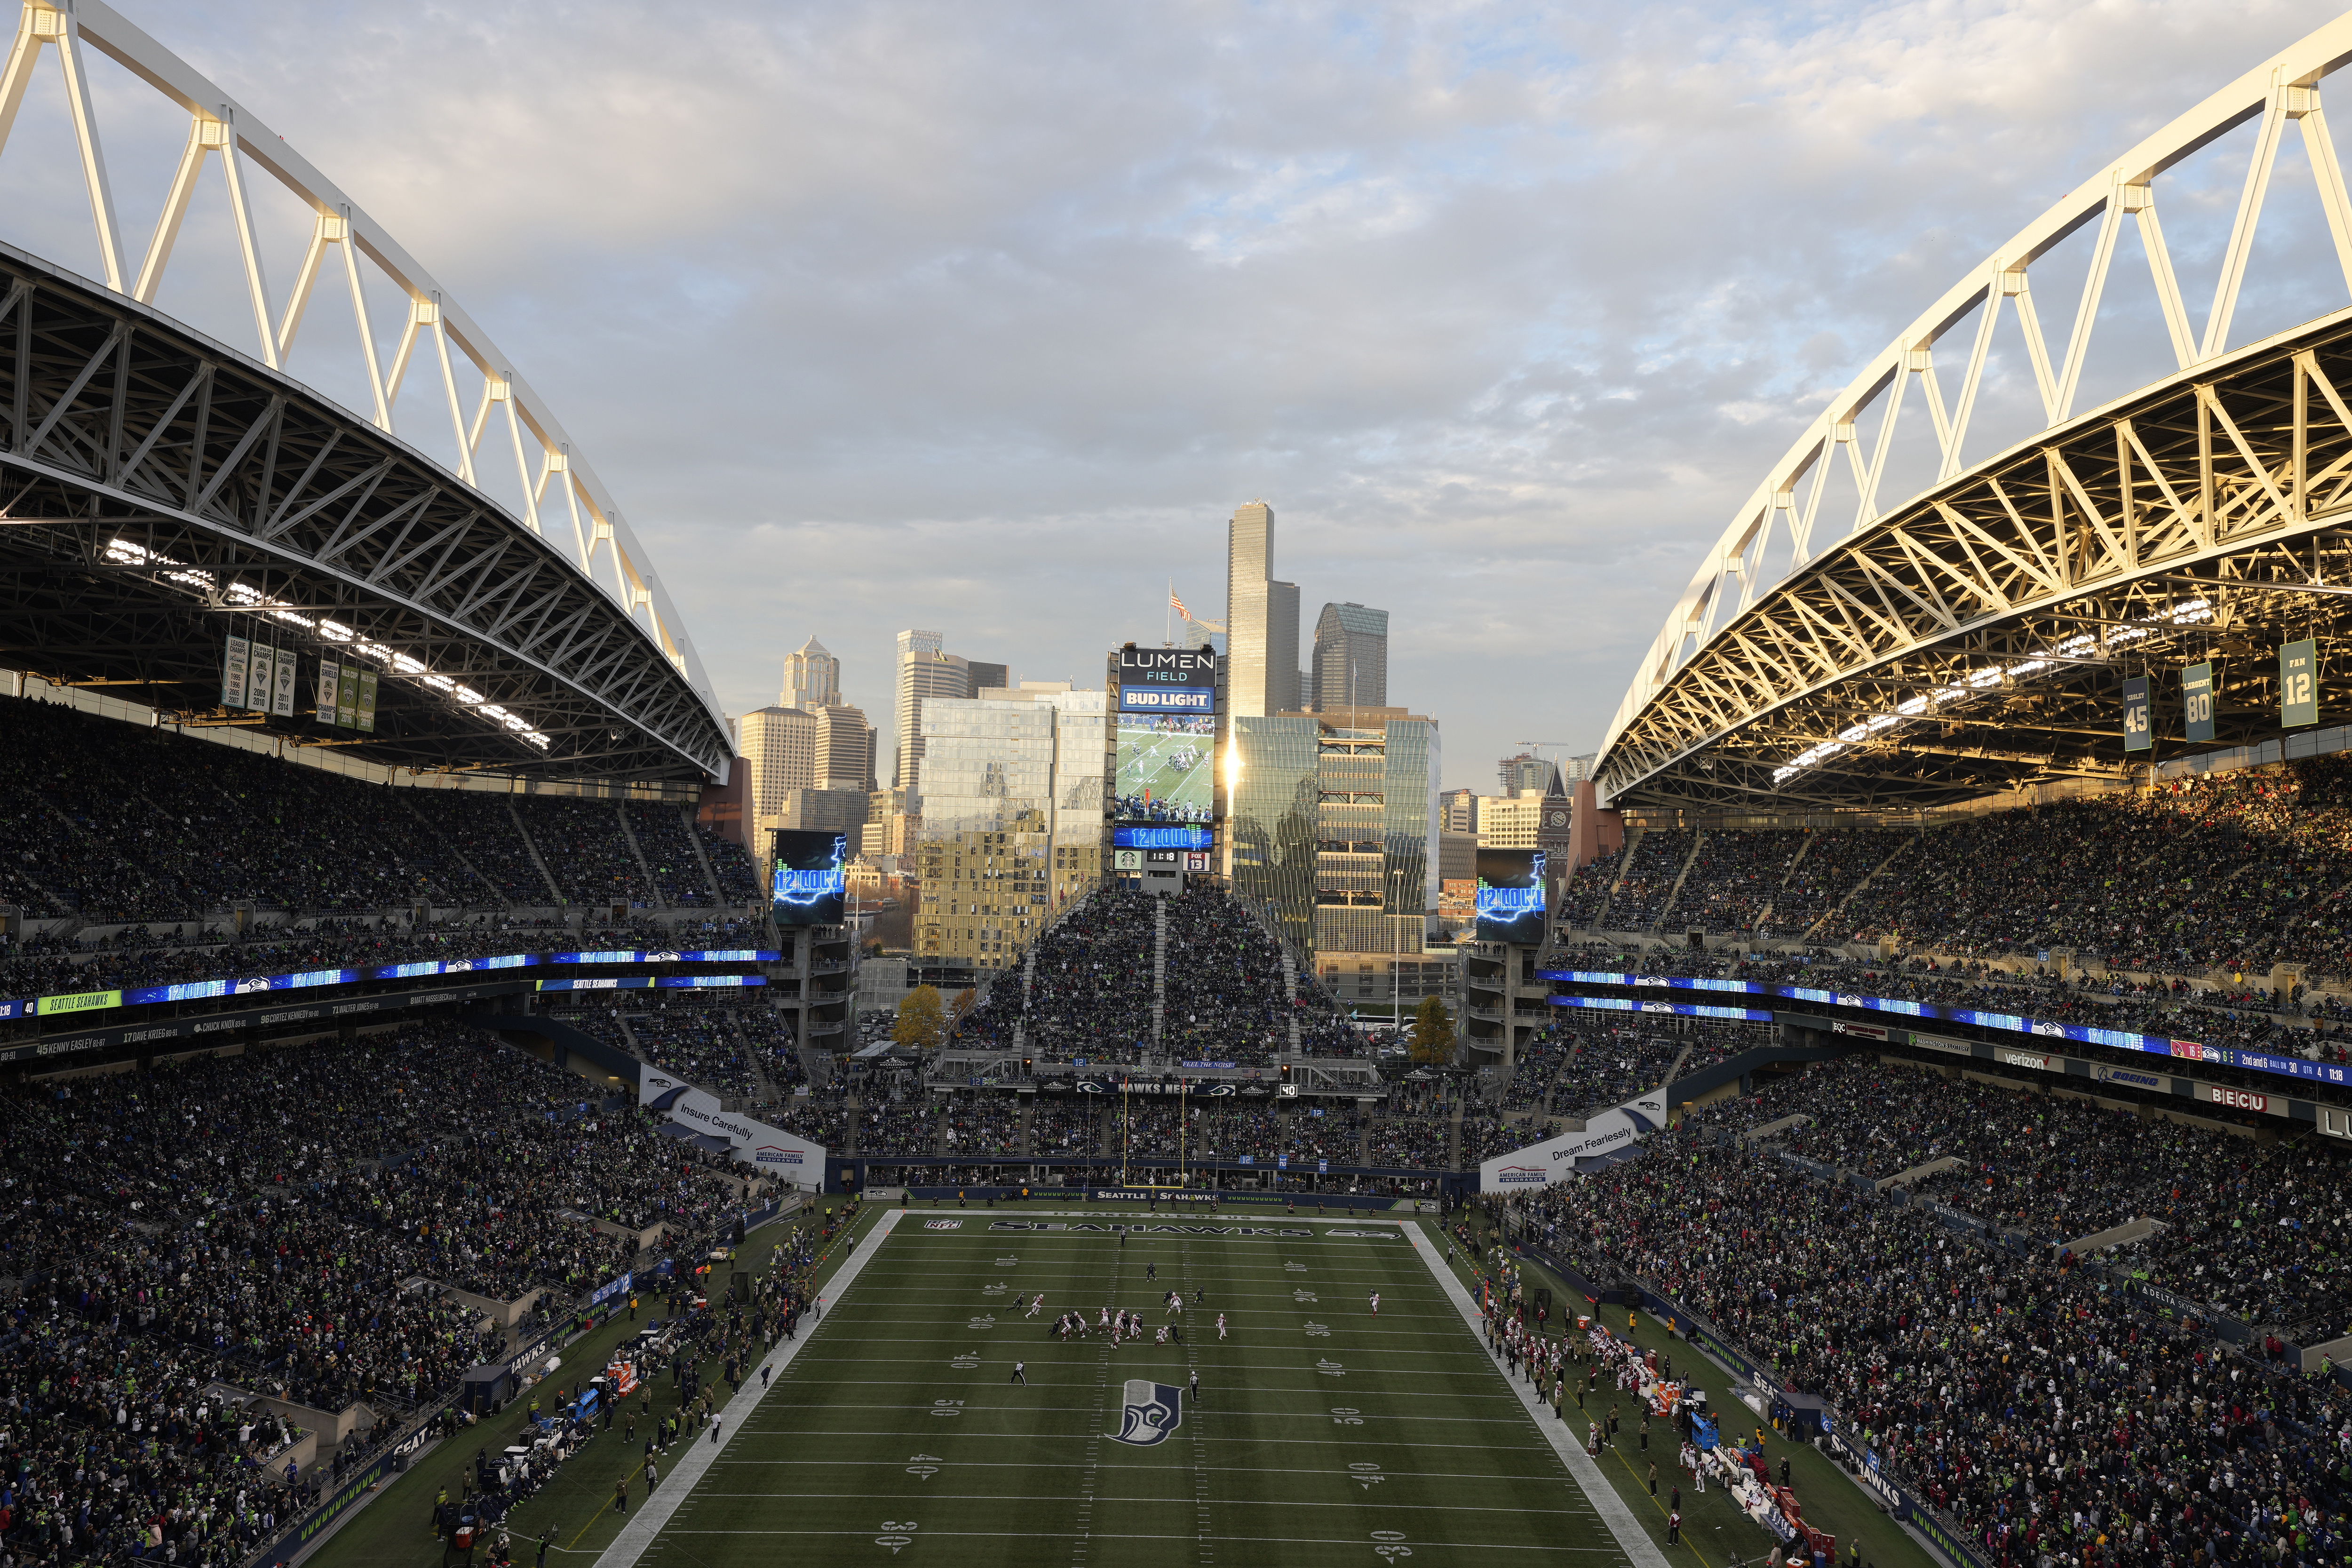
[
  {"left": 1370, "top": 1292, "right": 1380, "bottom": 1316},
  {"left": 1098, "top": 1306, "right": 1111, "bottom": 1332},
  {"left": 1154, "top": 1325, "right": 1167, "bottom": 1346},
  {"left": 1027, "top": 1292, "right": 1044, "bottom": 1317},
  {"left": 1216, "top": 1312, "right": 1228, "bottom": 1340}
]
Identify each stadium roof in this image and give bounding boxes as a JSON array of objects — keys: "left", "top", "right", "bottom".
[
  {"left": 1596, "top": 15, "right": 2352, "bottom": 813},
  {"left": 0, "top": 243, "right": 730, "bottom": 782}
]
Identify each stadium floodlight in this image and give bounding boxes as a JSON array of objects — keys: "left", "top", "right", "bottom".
[{"left": 103, "top": 534, "right": 552, "bottom": 748}]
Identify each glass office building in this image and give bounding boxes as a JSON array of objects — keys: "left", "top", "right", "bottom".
[
  {"left": 1227, "top": 710, "right": 1438, "bottom": 961},
  {"left": 916, "top": 690, "right": 1105, "bottom": 971}
]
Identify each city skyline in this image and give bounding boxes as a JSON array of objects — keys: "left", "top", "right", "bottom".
[{"left": 9, "top": 6, "right": 2314, "bottom": 797}]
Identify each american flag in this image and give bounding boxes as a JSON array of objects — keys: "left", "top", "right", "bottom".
[{"left": 1169, "top": 588, "right": 1191, "bottom": 619}]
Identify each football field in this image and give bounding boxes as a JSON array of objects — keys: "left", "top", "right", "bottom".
[{"left": 602, "top": 1210, "right": 1655, "bottom": 1568}]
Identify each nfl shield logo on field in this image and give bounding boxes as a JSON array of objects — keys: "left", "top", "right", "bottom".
[{"left": 1111, "top": 1379, "right": 1183, "bottom": 1446}]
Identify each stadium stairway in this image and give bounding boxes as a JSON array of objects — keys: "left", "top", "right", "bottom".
[
  {"left": 1446, "top": 1099, "right": 1464, "bottom": 1170},
  {"left": 1280, "top": 944, "right": 1302, "bottom": 1055},
  {"left": 1653, "top": 829, "right": 1710, "bottom": 930},
  {"left": 507, "top": 798, "right": 568, "bottom": 902},
  {"left": 1592, "top": 824, "right": 1643, "bottom": 928},
  {"left": 397, "top": 794, "right": 504, "bottom": 903},
  {"left": 613, "top": 805, "right": 666, "bottom": 909},
  {"left": 1151, "top": 896, "right": 1168, "bottom": 1046},
  {"left": 739, "top": 1018, "right": 785, "bottom": 1109},
  {"left": 679, "top": 804, "right": 727, "bottom": 902},
  {"left": 1801, "top": 830, "right": 1919, "bottom": 942},
  {"left": 1013, "top": 940, "right": 1040, "bottom": 1057}
]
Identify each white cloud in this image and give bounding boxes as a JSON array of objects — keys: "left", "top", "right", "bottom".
[{"left": 1, "top": 0, "right": 2344, "bottom": 789}]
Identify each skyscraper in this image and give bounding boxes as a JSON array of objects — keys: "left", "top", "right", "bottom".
[
  {"left": 1311, "top": 602, "right": 1389, "bottom": 712},
  {"left": 1228, "top": 708, "right": 1438, "bottom": 961},
  {"left": 893, "top": 629, "right": 969, "bottom": 798},
  {"left": 783, "top": 636, "right": 841, "bottom": 711},
  {"left": 814, "top": 703, "right": 877, "bottom": 793},
  {"left": 913, "top": 686, "right": 1104, "bottom": 971},
  {"left": 737, "top": 706, "right": 820, "bottom": 821},
  {"left": 1498, "top": 752, "right": 1560, "bottom": 796},
  {"left": 1225, "top": 502, "right": 1300, "bottom": 717}
]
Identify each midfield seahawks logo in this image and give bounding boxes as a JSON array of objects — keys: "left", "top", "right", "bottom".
[{"left": 1111, "top": 1379, "right": 1183, "bottom": 1447}]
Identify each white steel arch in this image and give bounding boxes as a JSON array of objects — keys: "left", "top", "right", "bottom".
[
  {"left": 0, "top": 0, "right": 724, "bottom": 738},
  {"left": 1602, "top": 14, "right": 2352, "bottom": 797}
]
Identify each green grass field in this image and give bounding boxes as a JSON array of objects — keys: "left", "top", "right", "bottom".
[
  {"left": 604, "top": 1209, "right": 1647, "bottom": 1568},
  {"left": 308, "top": 1202, "right": 1928, "bottom": 1568}
]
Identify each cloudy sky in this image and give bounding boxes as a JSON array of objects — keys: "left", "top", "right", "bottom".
[{"left": 7, "top": 0, "right": 2352, "bottom": 789}]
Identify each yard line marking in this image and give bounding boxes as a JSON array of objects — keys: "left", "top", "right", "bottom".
[
  {"left": 788, "top": 1334, "right": 1491, "bottom": 1356},
  {"left": 688, "top": 1492, "right": 1591, "bottom": 1514},
  {"left": 717, "top": 1432, "right": 1599, "bottom": 1451},
  {"left": 1406, "top": 1220, "right": 1666, "bottom": 1568},
  {"left": 656, "top": 1528, "right": 1613, "bottom": 1552},
  {"left": 747, "top": 1406, "right": 1549, "bottom": 1425},
  {"left": 766, "top": 1378, "right": 1526, "bottom": 1402},
  {"left": 714, "top": 1457, "right": 1600, "bottom": 1488},
  {"left": 592, "top": 1207, "right": 904, "bottom": 1568}
]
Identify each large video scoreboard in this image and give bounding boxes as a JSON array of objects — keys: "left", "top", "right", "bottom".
[{"left": 1111, "top": 646, "right": 1217, "bottom": 872}]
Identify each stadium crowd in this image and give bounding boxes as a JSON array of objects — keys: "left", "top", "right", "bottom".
[
  {"left": 1721, "top": 1058, "right": 2352, "bottom": 1341},
  {"left": 1564, "top": 756, "right": 2352, "bottom": 981},
  {"left": 1160, "top": 890, "right": 1295, "bottom": 1065},
  {"left": 951, "top": 885, "right": 1367, "bottom": 1064},
  {"left": 0, "top": 696, "right": 760, "bottom": 922},
  {"left": 961, "top": 886, "right": 1156, "bottom": 1057},
  {"left": 1501, "top": 1073, "right": 2352, "bottom": 1568}
]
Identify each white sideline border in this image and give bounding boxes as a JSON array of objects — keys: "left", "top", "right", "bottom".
[
  {"left": 1403, "top": 1222, "right": 1671, "bottom": 1568},
  {"left": 595, "top": 1207, "right": 906, "bottom": 1568}
]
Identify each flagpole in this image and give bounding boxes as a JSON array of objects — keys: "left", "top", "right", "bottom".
[{"left": 1166, "top": 579, "right": 1172, "bottom": 646}]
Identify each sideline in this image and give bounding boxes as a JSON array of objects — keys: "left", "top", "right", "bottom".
[
  {"left": 1403, "top": 1222, "right": 1672, "bottom": 1568},
  {"left": 288, "top": 1199, "right": 808, "bottom": 1568},
  {"left": 591, "top": 1208, "right": 906, "bottom": 1568}
]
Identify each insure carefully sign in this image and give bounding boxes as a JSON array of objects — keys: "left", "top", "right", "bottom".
[
  {"left": 2181, "top": 661, "right": 2215, "bottom": 744},
  {"left": 2122, "top": 676, "right": 2151, "bottom": 752},
  {"left": 2281, "top": 639, "right": 2319, "bottom": 728}
]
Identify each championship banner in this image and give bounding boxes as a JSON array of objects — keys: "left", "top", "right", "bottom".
[
  {"left": 337, "top": 664, "right": 360, "bottom": 729},
  {"left": 2181, "top": 661, "right": 2215, "bottom": 743},
  {"left": 222, "top": 635, "right": 250, "bottom": 709},
  {"left": 637, "top": 1068, "right": 825, "bottom": 1186},
  {"left": 2281, "top": 638, "right": 2319, "bottom": 728},
  {"left": 356, "top": 667, "right": 379, "bottom": 732},
  {"left": 270, "top": 650, "right": 298, "bottom": 717},
  {"left": 317, "top": 657, "right": 341, "bottom": 724},
  {"left": 1478, "top": 1090, "right": 1666, "bottom": 1192},
  {"left": 246, "top": 644, "right": 275, "bottom": 714},
  {"left": 2122, "top": 676, "right": 2150, "bottom": 752}
]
